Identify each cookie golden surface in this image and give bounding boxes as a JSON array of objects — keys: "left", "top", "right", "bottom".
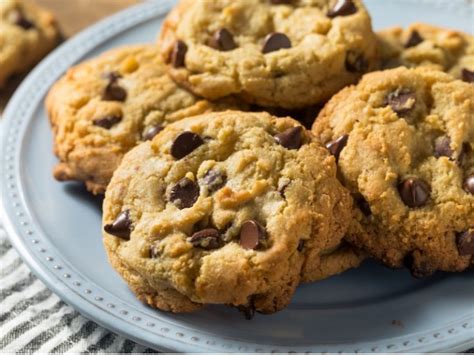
[
  {"left": 313, "top": 67, "right": 474, "bottom": 276},
  {"left": 47, "top": 45, "right": 242, "bottom": 194},
  {"left": 158, "top": 0, "right": 378, "bottom": 108},
  {"left": 103, "top": 111, "right": 352, "bottom": 314},
  {"left": 377, "top": 23, "right": 474, "bottom": 83},
  {"left": 0, "top": 0, "right": 60, "bottom": 87}
]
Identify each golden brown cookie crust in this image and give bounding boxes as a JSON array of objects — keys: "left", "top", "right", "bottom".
[
  {"left": 377, "top": 23, "right": 474, "bottom": 81},
  {"left": 303, "top": 244, "right": 366, "bottom": 282},
  {"left": 0, "top": 0, "right": 60, "bottom": 88},
  {"left": 158, "top": 0, "right": 378, "bottom": 108},
  {"left": 313, "top": 67, "right": 474, "bottom": 276},
  {"left": 46, "top": 45, "right": 243, "bottom": 194},
  {"left": 103, "top": 111, "right": 352, "bottom": 314}
]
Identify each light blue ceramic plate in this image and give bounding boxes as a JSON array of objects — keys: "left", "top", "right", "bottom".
[{"left": 1, "top": 0, "right": 473, "bottom": 352}]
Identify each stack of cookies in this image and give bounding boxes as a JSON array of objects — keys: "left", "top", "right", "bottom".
[{"left": 45, "top": 0, "right": 473, "bottom": 317}]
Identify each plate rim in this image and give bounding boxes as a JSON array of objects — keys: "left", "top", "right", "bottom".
[{"left": 1, "top": 0, "right": 473, "bottom": 352}]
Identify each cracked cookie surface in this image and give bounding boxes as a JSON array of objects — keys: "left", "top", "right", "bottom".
[
  {"left": 0, "top": 0, "right": 60, "bottom": 88},
  {"left": 377, "top": 23, "right": 474, "bottom": 83},
  {"left": 157, "top": 0, "right": 377, "bottom": 108},
  {"left": 313, "top": 67, "right": 474, "bottom": 276},
  {"left": 46, "top": 45, "right": 243, "bottom": 194},
  {"left": 103, "top": 111, "right": 352, "bottom": 314}
]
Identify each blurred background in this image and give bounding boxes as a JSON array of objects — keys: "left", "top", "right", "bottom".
[
  {"left": 36, "top": 0, "right": 140, "bottom": 37},
  {"left": 0, "top": 0, "right": 141, "bottom": 113}
]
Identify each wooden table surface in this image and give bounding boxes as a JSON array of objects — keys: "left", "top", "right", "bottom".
[
  {"left": 0, "top": 0, "right": 142, "bottom": 112},
  {"left": 36, "top": 0, "right": 142, "bottom": 37}
]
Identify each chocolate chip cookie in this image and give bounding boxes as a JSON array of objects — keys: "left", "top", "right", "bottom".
[
  {"left": 103, "top": 111, "right": 352, "bottom": 314},
  {"left": 157, "top": 0, "right": 378, "bottom": 109},
  {"left": 46, "top": 45, "right": 243, "bottom": 195},
  {"left": 0, "top": 0, "right": 60, "bottom": 88},
  {"left": 313, "top": 67, "right": 474, "bottom": 276},
  {"left": 377, "top": 23, "right": 474, "bottom": 83}
]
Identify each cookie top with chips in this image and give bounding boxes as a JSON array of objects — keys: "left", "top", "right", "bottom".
[
  {"left": 377, "top": 22, "right": 474, "bottom": 83},
  {"left": 158, "top": 0, "right": 378, "bottom": 108},
  {"left": 103, "top": 111, "right": 352, "bottom": 314},
  {"left": 47, "top": 45, "right": 242, "bottom": 194},
  {"left": 313, "top": 67, "right": 474, "bottom": 277}
]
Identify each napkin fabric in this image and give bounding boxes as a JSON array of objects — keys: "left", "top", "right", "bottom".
[{"left": 0, "top": 224, "right": 158, "bottom": 353}]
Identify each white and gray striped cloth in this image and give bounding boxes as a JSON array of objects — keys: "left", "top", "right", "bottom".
[{"left": 0, "top": 225, "right": 158, "bottom": 353}]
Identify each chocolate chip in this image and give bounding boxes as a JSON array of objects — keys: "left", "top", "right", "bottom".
[
  {"left": 458, "top": 143, "right": 470, "bottom": 165},
  {"left": 101, "top": 72, "right": 125, "bottom": 102},
  {"left": 398, "top": 177, "right": 430, "bottom": 208},
  {"left": 11, "top": 10, "right": 34, "bottom": 29},
  {"left": 102, "top": 81, "right": 127, "bottom": 102},
  {"left": 461, "top": 68, "right": 474, "bottom": 84},
  {"left": 326, "top": 134, "right": 348, "bottom": 162},
  {"left": 457, "top": 229, "right": 474, "bottom": 256},
  {"left": 464, "top": 174, "right": 474, "bottom": 194},
  {"left": 403, "top": 253, "right": 434, "bottom": 278},
  {"left": 271, "top": 0, "right": 293, "bottom": 3},
  {"left": 209, "top": 28, "right": 237, "bottom": 51},
  {"left": 237, "top": 304, "right": 255, "bottom": 320},
  {"left": 355, "top": 195, "right": 371, "bottom": 216},
  {"left": 327, "top": 0, "right": 357, "bottom": 17},
  {"left": 171, "top": 40, "right": 188, "bottom": 68},
  {"left": 143, "top": 125, "right": 163, "bottom": 141},
  {"left": 405, "top": 30, "right": 424, "bottom": 48},
  {"left": 171, "top": 131, "right": 204, "bottom": 159},
  {"left": 297, "top": 240, "right": 305, "bottom": 252},
  {"left": 169, "top": 178, "right": 200, "bottom": 209},
  {"left": 93, "top": 114, "right": 122, "bottom": 129},
  {"left": 274, "top": 126, "right": 303, "bottom": 150},
  {"left": 435, "top": 137, "right": 468, "bottom": 164},
  {"left": 104, "top": 210, "right": 132, "bottom": 240},
  {"left": 189, "top": 228, "right": 223, "bottom": 250},
  {"left": 345, "top": 51, "right": 369, "bottom": 73},
  {"left": 150, "top": 245, "right": 160, "bottom": 258},
  {"left": 434, "top": 136, "right": 454, "bottom": 159},
  {"left": 202, "top": 169, "right": 226, "bottom": 193},
  {"left": 262, "top": 32, "right": 292, "bottom": 54},
  {"left": 384, "top": 90, "right": 416, "bottom": 115},
  {"left": 239, "top": 220, "right": 267, "bottom": 250}
]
